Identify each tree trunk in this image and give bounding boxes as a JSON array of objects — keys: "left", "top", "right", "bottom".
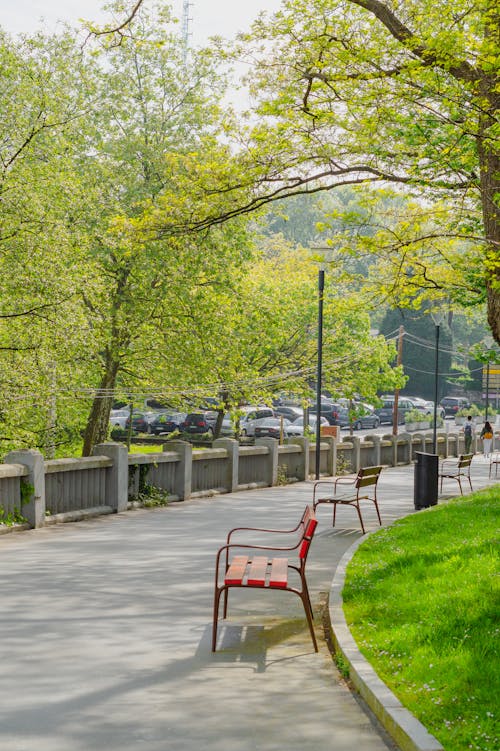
[
  {"left": 477, "top": 70, "right": 500, "bottom": 346},
  {"left": 81, "top": 355, "right": 120, "bottom": 456}
]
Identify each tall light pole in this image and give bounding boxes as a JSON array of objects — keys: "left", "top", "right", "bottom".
[
  {"left": 315, "top": 267, "right": 325, "bottom": 480},
  {"left": 311, "top": 246, "right": 335, "bottom": 480},
  {"left": 485, "top": 361, "right": 490, "bottom": 423},
  {"left": 431, "top": 309, "right": 446, "bottom": 454}
]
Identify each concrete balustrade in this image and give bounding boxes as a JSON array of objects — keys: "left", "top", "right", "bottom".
[{"left": 0, "top": 429, "right": 488, "bottom": 531}]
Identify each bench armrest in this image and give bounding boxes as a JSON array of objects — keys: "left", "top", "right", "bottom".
[
  {"left": 226, "top": 520, "right": 303, "bottom": 545},
  {"left": 439, "top": 459, "right": 458, "bottom": 470},
  {"left": 333, "top": 475, "right": 357, "bottom": 491},
  {"left": 313, "top": 475, "right": 356, "bottom": 502}
]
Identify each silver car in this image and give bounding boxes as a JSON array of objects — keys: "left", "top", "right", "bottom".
[
  {"left": 286, "top": 415, "right": 329, "bottom": 436},
  {"left": 239, "top": 408, "right": 275, "bottom": 436}
]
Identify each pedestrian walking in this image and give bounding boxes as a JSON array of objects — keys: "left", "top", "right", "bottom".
[
  {"left": 480, "top": 420, "right": 494, "bottom": 459},
  {"left": 464, "top": 415, "right": 475, "bottom": 454}
]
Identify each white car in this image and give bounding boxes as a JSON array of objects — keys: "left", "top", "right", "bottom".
[
  {"left": 109, "top": 408, "right": 130, "bottom": 429},
  {"left": 407, "top": 397, "right": 445, "bottom": 419},
  {"left": 239, "top": 407, "right": 275, "bottom": 436},
  {"left": 286, "top": 415, "right": 329, "bottom": 436}
]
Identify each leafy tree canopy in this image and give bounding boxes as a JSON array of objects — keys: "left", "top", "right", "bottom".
[{"left": 173, "top": 0, "right": 499, "bottom": 342}]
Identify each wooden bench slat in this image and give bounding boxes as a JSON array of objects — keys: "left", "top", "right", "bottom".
[
  {"left": 358, "top": 475, "right": 379, "bottom": 488},
  {"left": 247, "top": 556, "right": 269, "bottom": 586},
  {"left": 225, "top": 555, "right": 249, "bottom": 585},
  {"left": 269, "top": 557, "right": 288, "bottom": 588}
]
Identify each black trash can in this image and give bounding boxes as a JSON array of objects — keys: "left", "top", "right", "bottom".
[{"left": 414, "top": 452, "right": 438, "bottom": 509}]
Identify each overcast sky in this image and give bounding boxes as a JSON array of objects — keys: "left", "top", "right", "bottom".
[{"left": 0, "top": 0, "right": 283, "bottom": 42}]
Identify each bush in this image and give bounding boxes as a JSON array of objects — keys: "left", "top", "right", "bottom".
[
  {"left": 456, "top": 404, "right": 496, "bottom": 419},
  {"left": 404, "top": 408, "right": 427, "bottom": 424}
]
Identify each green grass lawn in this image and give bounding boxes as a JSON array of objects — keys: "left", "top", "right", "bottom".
[
  {"left": 343, "top": 487, "right": 499, "bottom": 751},
  {"left": 128, "top": 443, "right": 165, "bottom": 454}
]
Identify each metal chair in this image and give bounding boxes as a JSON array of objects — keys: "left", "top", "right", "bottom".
[
  {"left": 312, "top": 466, "right": 383, "bottom": 534},
  {"left": 438, "top": 454, "right": 473, "bottom": 495}
]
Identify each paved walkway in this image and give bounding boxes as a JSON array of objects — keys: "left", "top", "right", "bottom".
[{"left": 0, "top": 457, "right": 497, "bottom": 751}]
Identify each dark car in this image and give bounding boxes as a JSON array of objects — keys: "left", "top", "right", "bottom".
[
  {"left": 440, "top": 396, "right": 471, "bottom": 417},
  {"left": 348, "top": 408, "right": 381, "bottom": 430},
  {"left": 149, "top": 412, "right": 187, "bottom": 435},
  {"left": 309, "top": 401, "right": 344, "bottom": 426},
  {"left": 180, "top": 412, "right": 215, "bottom": 435},
  {"left": 125, "top": 410, "right": 156, "bottom": 434},
  {"left": 254, "top": 417, "right": 291, "bottom": 440},
  {"left": 374, "top": 398, "right": 417, "bottom": 425}
]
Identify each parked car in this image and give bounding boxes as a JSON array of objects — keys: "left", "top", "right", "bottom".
[
  {"left": 309, "top": 401, "right": 344, "bottom": 426},
  {"left": 273, "top": 405, "right": 303, "bottom": 423},
  {"left": 440, "top": 396, "right": 471, "bottom": 417},
  {"left": 341, "top": 406, "right": 381, "bottom": 430},
  {"left": 220, "top": 412, "right": 236, "bottom": 437},
  {"left": 109, "top": 408, "right": 130, "bottom": 430},
  {"left": 239, "top": 407, "right": 275, "bottom": 436},
  {"left": 254, "top": 417, "right": 291, "bottom": 440},
  {"left": 406, "top": 397, "right": 445, "bottom": 419},
  {"left": 149, "top": 412, "right": 187, "bottom": 435},
  {"left": 125, "top": 410, "right": 157, "bottom": 434},
  {"left": 285, "top": 415, "right": 329, "bottom": 436},
  {"left": 180, "top": 412, "right": 216, "bottom": 435},
  {"left": 374, "top": 398, "right": 418, "bottom": 425}
]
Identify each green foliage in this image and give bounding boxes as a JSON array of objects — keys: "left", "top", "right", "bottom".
[
  {"left": 456, "top": 404, "right": 496, "bottom": 418},
  {"left": 19, "top": 480, "right": 35, "bottom": 506},
  {"left": 334, "top": 652, "right": 350, "bottom": 680},
  {"left": 0, "top": 506, "right": 28, "bottom": 526},
  {"left": 457, "top": 404, "right": 482, "bottom": 418},
  {"left": 137, "top": 485, "right": 170, "bottom": 508},
  {"left": 218, "top": 0, "right": 500, "bottom": 344},
  {"left": 343, "top": 488, "right": 500, "bottom": 751},
  {"left": 276, "top": 464, "right": 288, "bottom": 486},
  {"left": 404, "top": 409, "right": 428, "bottom": 424}
]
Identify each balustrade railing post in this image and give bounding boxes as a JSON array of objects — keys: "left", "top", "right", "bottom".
[
  {"left": 213, "top": 438, "right": 239, "bottom": 492},
  {"left": 4, "top": 449, "right": 45, "bottom": 528},
  {"left": 255, "top": 438, "right": 278, "bottom": 486},
  {"left": 93, "top": 443, "right": 128, "bottom": 512},
  {"left": 165, "top": 441, "right": 192, "bottom": 500},
  {"left": 351, "top": 436, "right": 361, "bottom": 473},
  {"left": 366, "top": 434, "right": 381, "bottom": 467},
  {"left": 289, "top": 437, "right": 310, "bottom": 481}
]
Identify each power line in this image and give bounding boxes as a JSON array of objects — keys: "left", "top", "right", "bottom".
[
  {"left": 404, "top": 364, "right": 484, "bottom": 376},
  {"left": 0, "top": 342, "right": 392, "bottom": 404}
]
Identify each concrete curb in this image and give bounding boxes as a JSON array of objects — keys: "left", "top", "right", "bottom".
[{"left": 329, "top": 535, "right": 445, "bottom": 751}]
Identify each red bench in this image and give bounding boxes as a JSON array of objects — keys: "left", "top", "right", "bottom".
[
  {"left": 212, "top": 505, "right": 318, "bottom": 652},
  {"left": 313, "top": 465, "right": 383, "bottom": 534}
]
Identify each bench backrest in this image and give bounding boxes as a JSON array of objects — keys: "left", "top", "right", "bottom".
[
  {"left": 299, "top": 506, "right": 317, "bottom": 561},
  {"left": 355, "top": 465, "right": 383, "bottom": 489}
]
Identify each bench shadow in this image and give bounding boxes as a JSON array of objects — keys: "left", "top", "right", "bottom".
[{"left": 206, "top": 617, "right": 317, "bottom": 671}]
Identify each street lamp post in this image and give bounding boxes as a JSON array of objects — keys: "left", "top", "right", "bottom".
[
  {"left": 485, "top": 361, "right": 490, "bottom": 423},
  {"left": 431, "top": 309, "right": 446, "bottom": 455},
  {"left": 315, "top": 268, "right": 325, "bottom": 480},
  {"left": 433, "top": 322, "right": 440, "bottom": 454}
]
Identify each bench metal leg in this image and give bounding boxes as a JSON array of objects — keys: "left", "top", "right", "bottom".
[
  {"left": 212, "top": 582, "right": 318, "bottom": 653},
  {"left": 212, "top": 585, "right": 225, "bottom": 652}
]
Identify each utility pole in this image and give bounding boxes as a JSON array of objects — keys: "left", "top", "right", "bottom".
[
  {"left": 392, "top": 325, "right": 404, "bottom": 436},
  {"left": 181, "top": 1, "right": 193, "bottom": 65}
]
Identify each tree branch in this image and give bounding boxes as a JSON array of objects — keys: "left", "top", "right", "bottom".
[{"left": 348, "top": 0, "right": 480, "bottom": 83}]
